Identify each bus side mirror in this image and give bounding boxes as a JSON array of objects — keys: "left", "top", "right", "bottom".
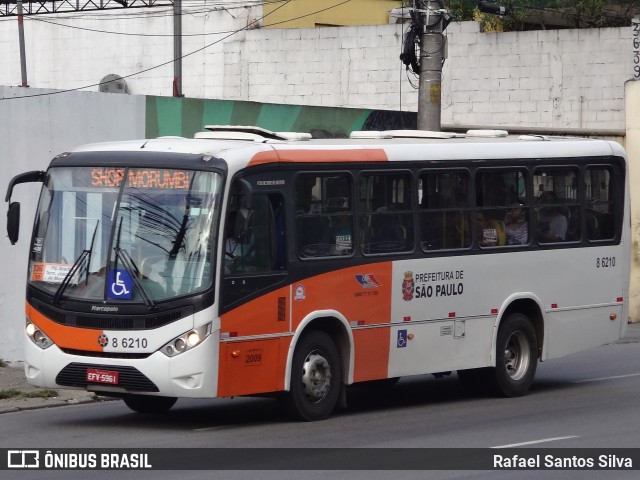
[{"left": 7, "top": 201, "right": 20, "bottom": 245}]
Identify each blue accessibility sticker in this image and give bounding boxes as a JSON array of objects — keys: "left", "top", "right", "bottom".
[
  {"left": 107, "top": 269, "right": 134, "bottom": 300},
  {"left": 397, "top": 329, "right": 407, "bottom": 348}
]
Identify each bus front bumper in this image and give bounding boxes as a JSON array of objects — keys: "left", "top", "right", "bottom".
[{"left": 23, "top": 332, "right": 219, "bottom": 399}]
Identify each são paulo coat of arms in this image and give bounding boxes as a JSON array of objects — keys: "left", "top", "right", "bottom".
[{"left": 402, "top": 271, "right": 414, "bottom": 301}]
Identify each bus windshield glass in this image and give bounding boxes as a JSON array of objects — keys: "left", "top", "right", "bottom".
[{"left": 28, "top": 167, "right": 221, "bottom": 303}]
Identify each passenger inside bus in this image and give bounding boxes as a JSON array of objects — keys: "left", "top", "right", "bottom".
[
  {"left": 536, "top": 192, "right": 568, "bottom": 242},
  {"left": 505, "top": 204, "right": 528, "bottom": 245},
  {"left": 223, "top": 198, "right": 256, "bottom": 273},
  {"left": 224, "top": 191, "right": 287, "bottom": 273}
]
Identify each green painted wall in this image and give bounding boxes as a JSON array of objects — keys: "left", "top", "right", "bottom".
[{"left": 145, "top": 96, "right": 378, "bottom": 139}]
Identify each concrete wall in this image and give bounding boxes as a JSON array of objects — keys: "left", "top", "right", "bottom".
[
  {"left": 0, "top": 1, "right": 260, "bottom": 101},
  {"left": 444, "top": 23, "right": 633, "bottom": 131},
  {"left": 626, "top": 80, "right": 640, "bottom": 321},
  {"left": 1, "top": 15, "right": 633, "bottom": 131},
  {"left": 0, "top": 86, "right": 146, "bottom": 362},
  {"left": 222, "top": 21, "right": 634, "bottom": 130}
]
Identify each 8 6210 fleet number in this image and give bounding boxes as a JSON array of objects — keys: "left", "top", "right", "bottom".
[
  {"left": 596, "top": 256, "right": 615, "bottom": 268},
  {"left": 111, "top": 337, "right": 148, "bottom": 349}
]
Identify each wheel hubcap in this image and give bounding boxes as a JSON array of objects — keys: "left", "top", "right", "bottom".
[
  {"left": 301, "top": 351, "right": 332, "bottom": 403},
  {"left": 504, "top": 330, "right": 530, "bottom": 381}
]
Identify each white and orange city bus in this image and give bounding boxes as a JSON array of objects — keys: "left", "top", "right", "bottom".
[{"left": 5, "top": 126, "right": 630, "bottom": 420}]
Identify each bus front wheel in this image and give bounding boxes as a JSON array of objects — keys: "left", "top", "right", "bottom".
[
  {"left": 123, "top": 395, "right": 177, "bottom": 414},
  {"left": 282, "top": 331, "right": 342, "bottom": 421}
]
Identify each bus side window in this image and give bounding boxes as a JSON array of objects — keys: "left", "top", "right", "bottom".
[
  {"left": 419, "top": 170, "right": 471, "bottom": 251},
  {"left": 476, "top": 169, "right": 530, "bottom": 247},
  {"left": 295, "top": 173, "right": 354, "bottom": 258},
  {"left": 585, "top": 167, "right": 615, "bottom": 241},
  {"left": 359, "top": 172, "right": 414, "bottom": 255},
  {"left": 533, "top": 168, "right": 580, "bottom": 243},
  {"left": 224, "top": 190, "right": 286, "bottom": 275}
]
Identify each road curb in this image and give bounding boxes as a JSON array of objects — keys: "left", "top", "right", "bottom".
[{"left": 0, "top": 395, "right": 114, "bottom": 414}]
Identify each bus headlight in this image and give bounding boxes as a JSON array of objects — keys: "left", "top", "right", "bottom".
[
  {"left": 25, "top": 320, "right": 53, "bottom": 349},
  {"left": 161, "top": 324, "right": 211, "bottom": 357}
]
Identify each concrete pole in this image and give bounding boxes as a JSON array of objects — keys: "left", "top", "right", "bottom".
[
  {"left": 17, "top": 0, "right": 28, "bottom": 87},
  {"left": 173, "top": 0, "right": 183, "bottom": 97},
  {"left": 417, "top": 0, "right": 444, "bottom": 131}
]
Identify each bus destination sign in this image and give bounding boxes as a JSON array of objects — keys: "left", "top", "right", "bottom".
[{"left": 89, "top": 168, "right": 191, "bottom": 189}]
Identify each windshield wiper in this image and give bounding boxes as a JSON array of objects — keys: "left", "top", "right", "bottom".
[
  {"left": 113, "top": 218, "right": 156, "bottom": 309},
  {"left": 52, "top": 250, "right": 89, "bottom": 305},
  {"left": 53, "top": 220, "right": 99, "bottom": 305}
]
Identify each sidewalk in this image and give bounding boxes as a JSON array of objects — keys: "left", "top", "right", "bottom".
[
  {"left": 0, "top": 362, "right": 111, "bottom": 414},
  {"left": 1, "top": 323, "right": 639, "bottom": 414}
]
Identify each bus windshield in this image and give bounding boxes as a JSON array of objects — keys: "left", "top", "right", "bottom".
[{"left": 28, "top": 167, "right": 221, "bottom": 304}]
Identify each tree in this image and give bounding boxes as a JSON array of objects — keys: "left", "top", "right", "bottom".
[
  {"left": 439, "top": 0, "right": 640, "bottom": 31},
  {"left": 553, "top": 0, "right": 640, "bottom": 28}
]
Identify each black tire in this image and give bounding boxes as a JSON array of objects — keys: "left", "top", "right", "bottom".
[
  {"left": 458, "top": 313, "right": 537, "bottom": 397},
  {"left": 282, "top": 331, "right": 342, "bottom": 421},
  {"left": 123, "top": 395, "right": 177, "bottom": 414},
  {"left": 493, "top": 312, "right": 538, "bottom": 397}
]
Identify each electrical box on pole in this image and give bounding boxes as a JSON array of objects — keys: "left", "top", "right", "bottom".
[{"left": 401, "top": 1, "right": 451, "bottom": 131}]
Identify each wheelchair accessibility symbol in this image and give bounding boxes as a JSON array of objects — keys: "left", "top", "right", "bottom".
[
  {"left": 397, "top": 329, "right": 407, "bottom": 348},
  {"left": 107, "top": 269, "right": 134, "bottom": 300}
]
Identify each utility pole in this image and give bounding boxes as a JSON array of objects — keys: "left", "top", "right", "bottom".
[
  {"left": 416, "top": 0, "right": 446, "bottom": 131},
  {"left": 17, "top": 0, "right": 28, "bottom": 87},
  {"left": 173, "top": 0, "right": 183, "bottom": 97}
]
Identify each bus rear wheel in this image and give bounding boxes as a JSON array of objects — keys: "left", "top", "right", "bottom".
[
  {"left": 458, "top": 312, "right": 537, "bottom": 397},
  {"left": 123, "top": 395, "right": 177, "bottom": 414},
  {"left": 494, "top": 312, "right": 538, "bottom": 397},
  {"left": 282, "top": 331, "right": 342, "bottom": 421}
]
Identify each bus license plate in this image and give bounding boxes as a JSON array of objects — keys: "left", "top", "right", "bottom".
[{"left": 86, "top": 368, "right": 119, "bottom": 385}]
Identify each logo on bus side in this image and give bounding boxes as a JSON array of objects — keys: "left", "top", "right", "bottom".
[
  {"left": 294, "top": 284, "right": 306, "bottom": 301},
  {"left": 355, "top": 274, "right": 381, "bottom": 288},
  {"left": 402, "top": 272, "right": 415, "bottom": 301}
]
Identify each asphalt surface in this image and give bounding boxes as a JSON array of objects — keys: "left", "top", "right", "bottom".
[{"left": 1, "top": 322, "right": 639, "bottom": 414}]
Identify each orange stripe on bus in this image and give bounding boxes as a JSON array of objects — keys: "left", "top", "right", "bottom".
[
  {"left": 26, "top": 302, "right": 104, "bottom": 352},
  {"left": 249, "top": 149, "right": 389, "bottom": 166}
]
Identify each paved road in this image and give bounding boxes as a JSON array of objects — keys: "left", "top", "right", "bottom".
[{"left": 1, "top": 332, "right": 639, "bottom": 479}]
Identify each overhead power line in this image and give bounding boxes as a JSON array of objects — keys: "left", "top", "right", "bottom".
[
  {"left": 1, "top": 0, "right": 354, "bottom": 101},
  {"left": 0, "top": 0, "right": 290, "bottom": 18},
  {"left": 24, "top": 0, "right": 352, "bottom": 36}
]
